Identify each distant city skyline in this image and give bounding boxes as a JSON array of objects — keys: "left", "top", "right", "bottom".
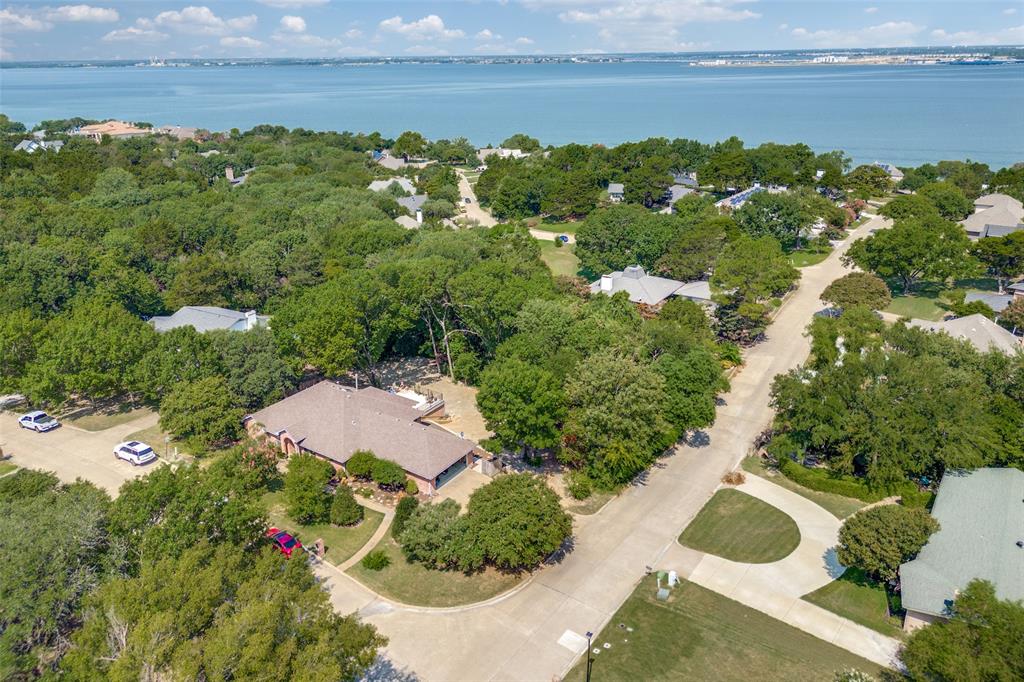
[{"left": 1, "top": 0, "right": 1022, "bottom": 62}]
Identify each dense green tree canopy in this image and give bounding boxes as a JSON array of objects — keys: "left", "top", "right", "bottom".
[{"left": 836, "top": 505, "right": 938, "bottom": 581}]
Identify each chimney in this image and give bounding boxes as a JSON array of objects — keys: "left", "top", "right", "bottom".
[
  {"left": 245, "top": 310, "right": 257, "bottom": 330},
  {"left": 225, "top": 165, "right": 235, "bottom": 182},
  {"left": 416, "top": 209, "right": 423, "bottom": 224},
  {"left": 600, "top": 274, "right": 613, "bottom": 292}
]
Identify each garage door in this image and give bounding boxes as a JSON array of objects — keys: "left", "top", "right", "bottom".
[{"left": 434, "top": 457, "right": 468, "bottom": 489}]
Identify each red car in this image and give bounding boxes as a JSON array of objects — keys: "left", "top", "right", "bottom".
[{"left": 266, "top": 527, "right": 303, "bottom": 558}]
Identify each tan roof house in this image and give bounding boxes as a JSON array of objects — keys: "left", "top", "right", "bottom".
[
  {"left": 960, "top": 193, "right": 1024, "bottom": 240},
  {"left": 74, "top": 120, "right": 152, "bottom": 142},
  {"left": 245, "top": 382, "right": 478, "bottom": 494}
]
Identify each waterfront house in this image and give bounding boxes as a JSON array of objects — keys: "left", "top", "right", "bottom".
[
  {"left": 899, "top": 468, "right": 1024, "bottom": 631},
  {"left": 477, "top": 147, "right": 527, "bottom": 162},
  {"left": 873, "top": 161, "right": 904, "bottom": 182},
  {"left": 607, "top": 182, "right": 625, "bottom": 203},
  {"left": 245, "top": 382, "right": 478, "bottom": 494},
  {"left": 155, "top": 124, "right": 200, "bottom": 141},
  {"left": 74, "top": 120, "right": 151, "bottom": 142},
  {"left": 715, "top": 182, "right": 780, "bottom": 210},
  {"left": 150, "top": 306, "right": 269, "bottom": 333},
  {"left": 590, "top": 265, "right": 713, "bottom": 307},
  {"left": 960, "top": 193, "right": 1024, "bottom": 240}
]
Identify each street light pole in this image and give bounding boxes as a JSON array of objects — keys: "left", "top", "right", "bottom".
[{"left": 585, "top": 631, "right": 594, "bottom": 682}]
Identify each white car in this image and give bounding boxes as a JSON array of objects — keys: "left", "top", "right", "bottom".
[
  {"left": 113, "top": 441, "right": 158, "bottom": 466},
  {"left": 18, "top": 411, "right": 60, "bottom": 432}
]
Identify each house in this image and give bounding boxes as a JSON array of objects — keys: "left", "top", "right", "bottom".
[
  {"left": 397, "top": 194, "right": 428, "bottom": 215},
  {"left": 154, "top": 124, "right": 200, "bottom": 141},
  {"left": 873, "top": 162, "right": 904, "bottom": 182},
  {"left": 394, "top": 215, "right": 421, "bottom": 229},
  {"left": 899, "top": 468, "right": 1024, "bottom": 631},
  {"left": 607, "top": 182, "right": 625, "bottom": 203},
  {"left": 672, "top": 171, "right": 699, "bottom": 188},
  {"left": 666, "top": 184, "right": 696, "bottom": 210},
  {"left": 590, "top": 265, "right": 713, "bottom": 307},
  {"left": 14, "top": 139, "right": 63, "bottom": 153},
  {"left": 1010, "top": 281, "right": 1024, "bottom": 300},
  {"left": 245, "top": 382, "right": 478, "bottom": 494},
  {"left": 477, "top": 147, "right": 527, "bottom": 162},
  {"left": 225, "top": 165, "right": 253, "bottom": 187},
  {"left": 150, "top": 306, "right": 269, "bottom": 333},
  {"left": 715, "top": 183, "right": 766, "bottom": 210},
  {"left": 907, "top": 314, "right": 1021, "bottom": 355},
  {"left": 74, "top": 120, "right": 151, "bottom": 142},
  {"left": 960, "top": 193, "right": 1024, "bottom": 240},
  {"left": 368, "top": 177, "right": 416, "bottom": 194}
]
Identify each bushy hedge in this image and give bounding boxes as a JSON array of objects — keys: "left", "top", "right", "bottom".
[
  {"left": 330, "top": 486, "right": 364, "bottom": 526},
  {"left": 391, "top": 496, "right": 419, "bottom": 540},
  {"left": 777, "top": 456, "right": 931, "bottom": 507},
  {"left": 371, "top": 459, "right": 407, "bottom": 490},
  {"left": 345, "top": 450, "right": 377, "bottom": 479}
]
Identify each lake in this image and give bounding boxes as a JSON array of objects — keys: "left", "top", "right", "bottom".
[{"left": 2, "top": 61, "right": 1022, "bottom": 167}]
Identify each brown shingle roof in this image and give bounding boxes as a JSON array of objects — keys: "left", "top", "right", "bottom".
[{"left": 247, "top": 382, "right": 474, "bottom": 481}]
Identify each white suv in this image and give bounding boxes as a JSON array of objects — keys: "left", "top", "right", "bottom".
[
  {"left": 113, "top": 441, "right": 158, "bottom": 466},
  {"left": 18, "top": 411, "right": 60, "bottom": 432}
]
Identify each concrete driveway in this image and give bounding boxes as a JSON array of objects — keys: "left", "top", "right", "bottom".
[
  {"left": 456, "top": 170, "right": 497, "bottom": 227},
  {"left": 0, "top": 409, "right": 164, "bottom": 496}
]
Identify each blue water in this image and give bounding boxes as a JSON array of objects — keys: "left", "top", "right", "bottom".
[{"left": 2, "top": 61, "right": 1022, "bottom": 167}]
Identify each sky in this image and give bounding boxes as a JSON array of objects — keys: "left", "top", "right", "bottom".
[{"left": 1, "top": 1, "right": 1022, "bottom": 62}]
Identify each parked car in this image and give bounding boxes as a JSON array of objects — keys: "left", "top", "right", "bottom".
[
  {"left": 463, "top": 197, "right": 472, "bottom": 204},
  {"left": 113, "top": 440, "right": 158, "bottom": 466},
  {"left": 558, "top": 234, "right": 570, "bottom": 243},
  {"left": 18, "top": 411, "right": 60, "bottom": 432},
  {"left": 266, "top": 527, "right": 303, "bottom": 558}
]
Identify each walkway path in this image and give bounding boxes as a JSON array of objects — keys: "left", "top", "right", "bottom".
[
  {"left": 669, "top": 474, "right": 901, "bottom": 667},
  {"left": 316, "top": 213, "right": 895, "bottom": 680},
  {"left": 339, "top": 506, "right": 395, "bottom": 571}
]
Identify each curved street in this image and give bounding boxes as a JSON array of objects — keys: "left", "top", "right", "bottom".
[{"left": 320, "top": 213, "right": 893, "bottom": 680}]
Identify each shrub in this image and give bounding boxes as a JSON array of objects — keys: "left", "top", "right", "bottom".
[
  {"left": 404, "top": 478, "right": 419, "bottom": 495},
  {"left": 553, "top": 235, "right": 563, "bottom": 248},
  {"left": 330, "top": 486, "right": 364, "bottom": 526},
  {"left": 721, "top": 471, "right": 746, "bottom": 485},
  {"left": 775, "top": 454, "right": 932, "bottom": 506},
  {"left": 565, "top": 471, "right": 592, "bottom": 500},
  {"left": 361, "top": 549, "right": 390, "bottom": 571},
  {"left": 399, "top": 499, "right": 472, "bottom": 570},
  {"left": 284, "top": 453, "right": 335, "bottom": 524},
  {"left": 371, "top": 459, "right": 407, "bottom": 490},
  {"left": 345, "top": 450, "right": 377, "bottom": 479},
  {"left": 358, "top": 487, "right": 373, "bottom": 498},
  {"left": 837, "top": 504, "right": 939, "bottom": 581},
  {"left": 392, "top": 495, "right": 419, "bottom": 540}
]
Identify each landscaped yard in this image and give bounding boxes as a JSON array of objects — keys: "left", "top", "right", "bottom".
[
  {"left": 678, "top": 488, "right": 800, "bottom": 563},
  {"left": 62, "top": 404, "right": 153, "bottom": 431},
  {"left": 741, "top": 456, "right": 866, "bottom": 519},
  {"left": 882, "top": 277, "right": 1001, "bottom": 322},
  {"left": 803, "top": 568, "right": 904, "bottom": 638},
  {"left": 262, "top": 489, "right": 384, "bottom": 566},
  {"left": 539, "top": 241, "right": 581, "bottom": 278},
  {"left": 564, "top": 577, "right": 884, "bottom": 682},
  {"left": 884, "top": 293, "right": 944, "bottom": 321},
  {"left": 346, "top": 536, "right": 524, "bottom": 607},
  {"left": 786, "top": 246, "right": 831, "bottom": 268}
]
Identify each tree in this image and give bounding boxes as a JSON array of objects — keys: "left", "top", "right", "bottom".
[
  {"left": 1003, "top": 297, "right": 1024, "bottom": 333},
  {"left": 836, "top": 504, "right": 938, "bottom": 581},
  {"left": 476, "top": 358, "right": 566, "bottom": 455},
  {"left": 654, "top": 347, "right": 728, "bottom": 434},
  {"left": 392, "top": 130, "right": 426, "bottom": 160},
  {"left": 656, "top": 217, "right": 731, "bottom": 281},
  {"left": 345, "top": 450, "right": 377, "bottom": 479},
  {"left": 843, "top": 215, "right": 976, "bottom": 294},
  {"left": 971, "top": 232, "right": 1024, "bottom": 292},
  {"left": 207, "top": 327, "right": 296, "bottom": 409},
  {"left": 879, "top": 193, "right": 940, "bottom": 221},
  {"left": 712, "top": 235, "right": 799, "bottom": 343},
  {"left": 134, "top": 325, "right": 221, "bottom": 402},
  {"left": 464, "top": 474, "right": 572, "bottom": 570},
  {"left": 398, "top": 499, "right": 470, "bottom": 570},
  {"left": 392, "top": 495, "right": 419, "bottom": 539},
  {"left": 500, "top": 133, "right": 541, "bottom": 152},
  {"left": 285, "top": 453, "right": 335, "bottom": 524},
  {"left": 61, "top": 543, "right": 385, "bottom": 680},
  {"left": 844, "top": 164, "right": 892, "bottom": 198},
  {"left": 900, "top": 580, "right": 1024, "bottom": 681},
  {"left": 370, "top": 458, "right": 407, "bottom": 490},
  {"left": 918, "top": 181, "right": 973, "bottom": 221},
  {"left": 734, "top": 191, "right": 810, "bottom": 249},
  {"left": 575, "top": 204, "right": 681, "bottom": 274},
  {"left": 159, "top": 376, "right": 243, "bottom": 448},
  {"left": 330, "top": 486, "right": 364, "bottom": 526},
  {"left": 624, "top": 156, "right": 673, "bottom": 208},
  {"left": 0, "top": 309, "right": 43, "bottom": 392},
  {"left": 820, "top": 272, "right": 892, "bottom": 311}
]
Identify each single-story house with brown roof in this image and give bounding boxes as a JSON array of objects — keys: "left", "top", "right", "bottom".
[{"left": 245, "top": 381, "right": 478, "bottom": 493}]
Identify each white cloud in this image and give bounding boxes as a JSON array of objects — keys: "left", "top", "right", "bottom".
[
  {"left": 514, "top": 36, "right": 534, "bottom": 45},
  {"left": 221, "top": 36, "right": 263, "bottom": 48},
  {"left": 102, "top": 26, "right": 168, "bottom": 42},
  {"left": 256, "top": 0, "right": 328, "bottom": 7},
  {"left": 0, "top": 8, "right": 52, "bottom": 31},
  {"left": 1004, "top": 8, "right": 1018, "bottom": 15},
  {"left": 931, "top": 25, "right": 1024, "bottom": 45},
  {"left": 154, "top": 6, "right": 255, "bottom": 36},
  {"left": 379, "top": 14, "right": 465, "bottom": 41},
  {"left": 556, "top": 0, "right": 759, "bottom": 51},
  {"left": 46, "top": 5, "right": 119, "bottom": 22},
  {"left": 475, "top": 28, "right": 500, "bottom": 40},
  {"left": 280, "top": 15, "right": 307, "bottom": 33},
  {"left": 344, "top": 28, "right": 362, "bottom": 39},
  {"left": 864, "top": 6, "right": 878, "bottom": 14},
  {"left": 790, "top": 21, "right": 924, "bottom": 48}
]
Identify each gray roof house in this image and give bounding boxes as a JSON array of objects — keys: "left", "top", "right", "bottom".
[
  {"left": 873, "top": 162, "right": 904, "bottom": 182},
  {"left": 907, "top": 314, "right": 1021, "bottom": 355},
  {"left": 960, "top": 193, "right": 1024, "bottom": 240},
  {"left": 607, "top": 182, "right": 625, "bottom": 202},
  {"left": 590, "top": 265, "right": 713, "bottom": 307},
  {"left": 899, "top": 468, "right": 1024, "bottom": 631},
  {"left": 150, "top": 306, "right": 270, "bottom": 333},
  {"left": 246, "top": 382, "right": 476, "bottom": 492},
  {"left": 964, "top": 291, "right": 1013, "bottom": 313},
  {"left": 14, "top": 139, "right": 64, "bottom": 154},
  {"left": 667, "top": 184, "right": 696, "bottom": 208},
  {"left": 368, "top": 177, "right": 416, "bottom": 194},
  {"left": 397, "top": 194, "right": 428, "bottom": 214},
  {"left": 1010, "top": 281, "right": 1024, "bottom": 298}
]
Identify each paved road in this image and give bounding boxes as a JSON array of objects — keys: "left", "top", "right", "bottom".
[
  {"left": 0, "top": 410, "right": 163, "bottom": 496},
  {"left": 319, "top": 213, "right": 891, "bottom": 680},
  {"left": 456, "top": 170, "right": 496, "bottom": 227}
]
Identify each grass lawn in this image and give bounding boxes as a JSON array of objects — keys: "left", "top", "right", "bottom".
[
  {"left": 0, "top": 462, "right": 18, "bottom": 476},
  {"left": 564, "top": 577, "right": 884, "bottom": 682},
  {"left": 786, "top": 247, "right": 831, "bottom": 268},
  {"left": 124, "top": 422, "right": 190, "bottom": 462},
  {"left": 678, "top": 488, "right": 800, "bottom": 563},
  {"left": 347, "top": 537, "right": 524, "bottom": 607},
  {"left": 63, "top": 404, "right": 153, "bottom": 431},
  {"left": 525, "top": 218, "right": 578, "bottom": 235},
  {"left": 539, "top": 241, "right": 581, "bottom": 278},
  {"left": 262, "top": 490, "right": 384, "bottom": 566},
  {"left": 884, "top": 294, "right": 944, "bottom": 321},
  {"left": 803, "top": 568, "right": 904, "bottom": 638},
  {"left": 741, "top": 456, "right": 865, "bottom": 520},
  {"left": 566, "top": 490, "right": 615, "bottom": 516}
]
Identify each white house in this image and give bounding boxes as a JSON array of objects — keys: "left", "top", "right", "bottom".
[{"left": 607, "top": 183, "right": 625, "bottom": 203}]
